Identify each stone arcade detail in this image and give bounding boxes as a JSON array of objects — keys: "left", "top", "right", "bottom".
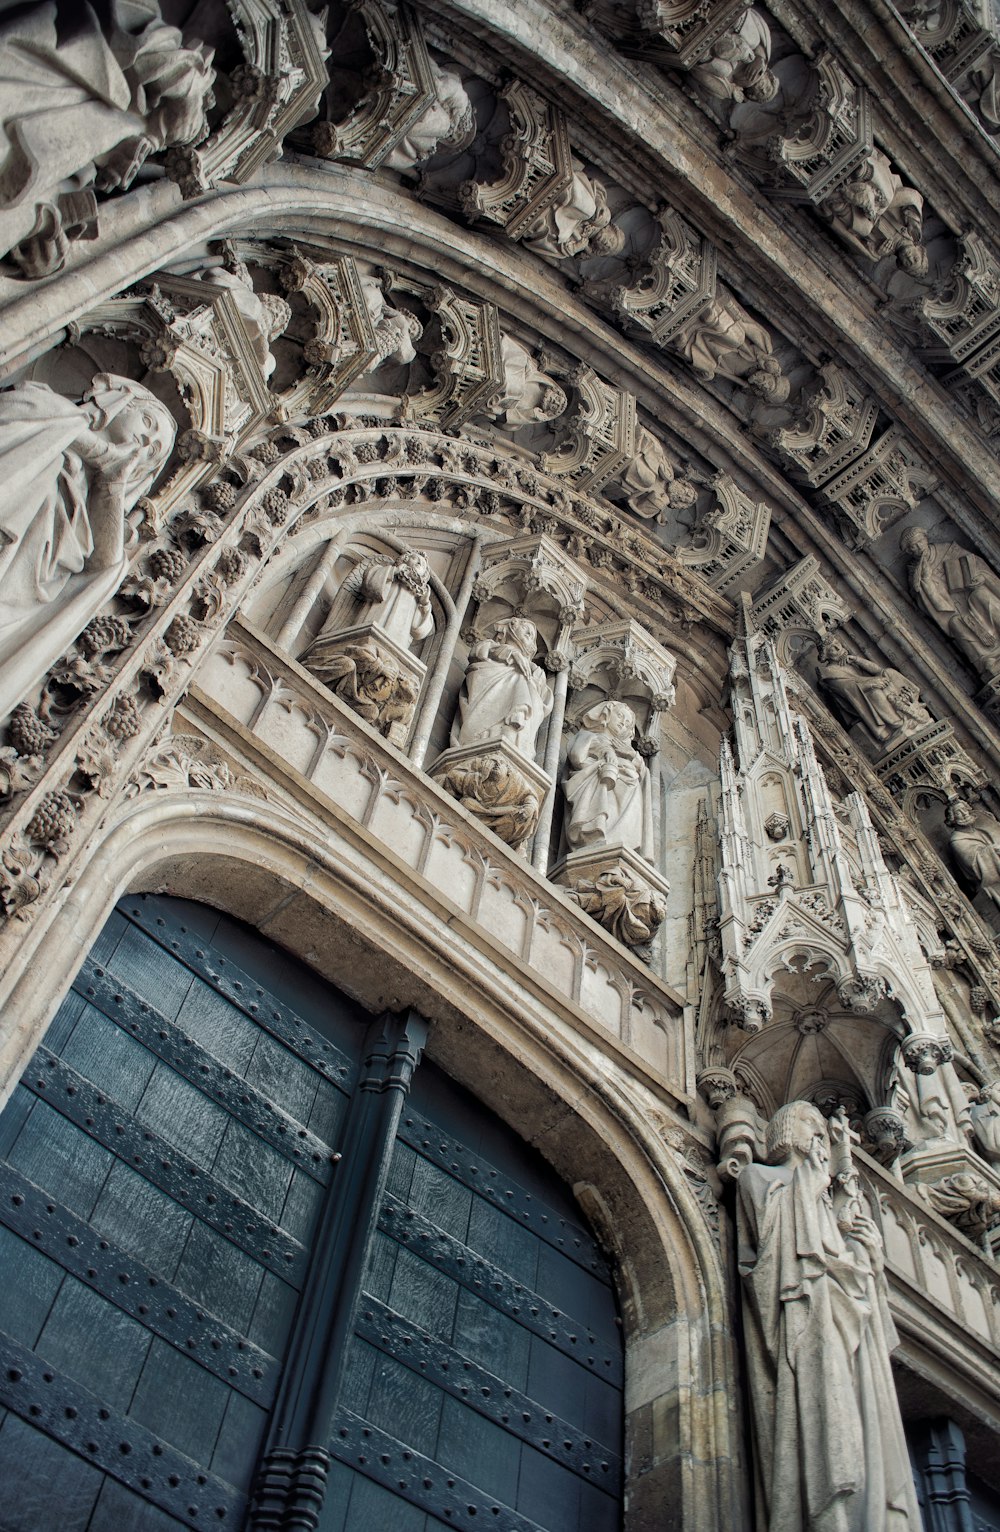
[{"left": 2, "top": 0, "right": 1000, "bottom": 1527}]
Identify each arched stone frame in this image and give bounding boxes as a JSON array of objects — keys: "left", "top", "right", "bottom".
[{"left": 0, "top": 787, "right": 748, "bottom": 1532}]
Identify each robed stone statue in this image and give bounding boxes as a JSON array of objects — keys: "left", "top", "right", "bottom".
[{"left": 737, "top": 1101, "right": 921, "bottom": 1532}]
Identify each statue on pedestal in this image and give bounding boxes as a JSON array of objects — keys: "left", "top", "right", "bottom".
[
  {"left": 945, "top": 798, "right": 1000, "bottom": 911},
  {"left": 815, "top": 638, "right": 931, "bottom": 751},
  {"left": 738, "top": 1101, "right": 921, "bottom": 1531}
]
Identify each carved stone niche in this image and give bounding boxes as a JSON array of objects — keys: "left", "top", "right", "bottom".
[
  {"left": 751, "top": 556, "right": 851, "bottom": 642},
  {"left": 748, "top": 54, "right": 872, "bottom": 208},
  {"left": 167, "top": 0, "right": 329, "bottom": 197},
  {"left": 611, "top": 205, "right": 718, "bottom": 348},
  {"left": 816, "top": 425, "right": 937, "bottom": 547},
  {"left": 300, "top": 543, "right": 437, "bottom": 746},
  {"left": 310, "top": 0, "right": 463, "bottom": 171},
  {"left": 458, "top": 81, "right": 574, "bottom": 240},
  {"left": 539, "top": 367, "right": 638, "bottom": 495},
  {"left": 770, "top": 362, "right": 878, "bottom": 488},
  {"left": 919, "top": 233, "right": 1000, "bottom": 370},
  {"left": 676, "top": 472, "right": 771, "bottom": 593},
  {"left": 401, "top": 286, "right": 506, "bottom": 430},
  {"left": 550, "top": 618, "right": 676, "bottom": 949},
  {"left": 77, "top": 270, "right": 281, "bottom": 525},
  {"left": 430, "top": 535, "right": 586, "bottom": 851},
  {"left": 634, "top": 0, "right": 750, "bottom": 65},
  {"left": 275, "top": 249, "right": 392, "bottom": 417}
]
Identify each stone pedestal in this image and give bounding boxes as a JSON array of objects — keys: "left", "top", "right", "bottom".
[
  {"left": 303, "top": 622, "right": 427, "bottom": 746},
  {"left": 550, "top": 844, "right": 670, "bottom": 950},
  {"left": 902, "top": 1141, "right": 1000, "bottom": 1247},
  {"left": 430, "top": 738, "right": 552, "bottom": 852}
]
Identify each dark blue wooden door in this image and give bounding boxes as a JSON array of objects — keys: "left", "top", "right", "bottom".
[{"left": 0, "top": 895, "right": 622, "bottom": 1531}]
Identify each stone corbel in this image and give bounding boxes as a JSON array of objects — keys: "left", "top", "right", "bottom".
[{"left": 168, "top": 0, "right": 329, "bottom": 196}]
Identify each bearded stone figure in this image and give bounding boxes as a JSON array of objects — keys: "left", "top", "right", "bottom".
[
  {"left": 901, "top": 526, "right": 1000, "bottom": 681},
  {"left": 563, "top": 700, "right": 652, "bottom": 856},
  {"left": 0, "top": 374, "right": 176, "bottom": 720},
  {"left": 738, "top": 1101, "right": 921, "bottom": 1532},
  {"left": 451, "top": 618, "right": 553, "bottom": 758},
  {"left": 815, "top": 639, "right": 931, "bottom": 751},
  {"left": 944, "top": 798, "right": 1000, "bottom": 911},
  {"left": 0, "top": 0, "right": 215, "bottom": 277}
]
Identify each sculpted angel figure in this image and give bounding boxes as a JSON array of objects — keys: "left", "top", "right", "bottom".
[
  {"left": 738, "top": 1102, "right": 921, "bottom": 1531},
  {"left": 563, "top": 700, "right": 653, "bottom": 856},
  {"left": 0, "top": 374, "right": 176, "bottom": 719},
  {"left": 451, "top": 618, "right": 553, "bottom": 758},
  {"left": 521, "top": 160, "right": 626, "bottom": 262},
  {"left": 384, "top": 59, "right": 474, "bottom": 172},
  {"left": 901, "top": 526, "right": 1000, "bottom": 681},
  {"left": 0, "top": 0, "right": 215, "bottom": 277}
]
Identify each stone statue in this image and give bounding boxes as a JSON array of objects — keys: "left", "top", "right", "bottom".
[
  {"left": 495, "top": 336, "right": 567, "bottom": 427},
  {"left": 901, "top": 526, "right": 1000, "bottom": 681},
  {"left": 521, "top": 160, "right": 626, "bottom": 261},
  {"left": 968, "top": 1082, "right": 1000, "bottom": 1166},
  {"left": 563, "top": 700, "right": 652, "bottom": 856},
  {"left": 384, "top": 58, "right": 473, "bottom": 172},
  {"left": 620, "top": 426, "right": 697, "bottom": 522},
  {"left": 0, "top": 0, "right": 215, "bottom": 277},
  {"left": 944, "top": 798, "right": 1000, "bottom": 911},
  {"left": 0, "top": 374, "right": 176, "bottom": 720},
  {"left": 824, "top": 148, "right": 928, "bottom": 275},
  {"left": 351, "top": 547, "right": 435, "bottom": 650},
  {"left": 688, "top": 8, "right": 779, "bottom": 105},
  {"left": 451, "top": 618, "right": 553, "bottom": 757},
  {"left": 361, "top": 277, "right": 423, "bottom": 367},
  {"left": 738, "top": 1101, "right": 921, "bottom": 1531},
  {"left": 672, "top": 291, "right": 790, "bottom": 399},
  {"left": 815, "top": 638, "right": 932, "bottom": 750}
]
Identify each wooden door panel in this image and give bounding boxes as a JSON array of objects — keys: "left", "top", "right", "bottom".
[{"left": 0, "top": 894, "right": 366, "bottom": 1531}]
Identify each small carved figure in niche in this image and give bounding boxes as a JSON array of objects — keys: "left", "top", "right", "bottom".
[
  {"left": 360, "top": 277, "right": 423, "bottom": 366},
  {"left": 495, "top": 336, "right": 568, "bottom": 427},
  {"left": 671, "top": 292, "right": 790, "bottom": 398},
  {"left": 451, "top": 617, "right": 553, "bottom": 758},
  {"left": 944, "top": 798, "right": 1000, "bottom": 912},
  {"left": 815, "top": 638, "right": 932, "bottom": 750},
  {"left": 968, "top": 1082, "right": 1000, "bottom": 1165},
  {"left": 384, "top": 58, "right": 474, "bottom": 172},
  {"left": 901, "top": 526, "right": 1000, "bottom": 681},
  {"left": 0, "top": 0, "right": 215, "bottom": 277},
  {"left": 738, "top": 1102, "right": 921, "bottom": 1532},
  {"left": 521, "top": 160, "right": 626, "bottom": 261},
  {"left": 563, "top": 700, "right": 652, "bottom": 856},
  {"left": 688, "top": 8, "right": 778, "bottom": 105},
  {"left": 824, "top": 149, "right": 928, "bottom": 274},
  {"left": 0, "top": 374, "right": 176, "bottom": 720},
  {"left": 619, "top": 425, "right": 697, "bottom": 522}
]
